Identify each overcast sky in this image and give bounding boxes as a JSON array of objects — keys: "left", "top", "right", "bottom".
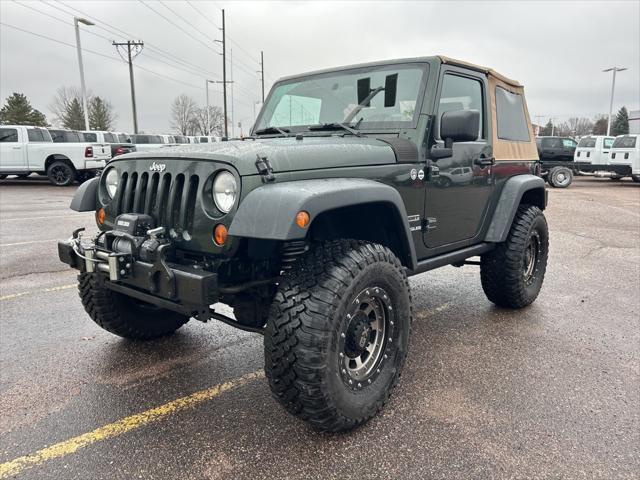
[{"left": 1, "top": 0, "right": 639, "bottom": 135}]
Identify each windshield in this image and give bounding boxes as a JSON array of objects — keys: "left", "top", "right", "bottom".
[
  {"left": 255, "top": 63, "right": 427, "bottom": 133},
  {"left": 612, "top": 136, "right": 637, "bottom": 148}
]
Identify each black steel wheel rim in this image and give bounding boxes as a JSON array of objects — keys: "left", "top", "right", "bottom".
[
  {"left": 523, "top": 232, "right": 540, "bottom": 285},
  {"left": 51, "top": 165, "right": 70, "bottom": 184},
  {"left": 338, "top": 287, "right": 395, "bottom": 389}
]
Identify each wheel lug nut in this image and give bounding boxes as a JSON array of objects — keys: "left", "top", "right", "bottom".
[
  {"left": 341, "top": 332, "right": 346, "bottom": 338},
  {"left": 383, "top": 354, "right": 388, "bottom": 359},
  {"left": 342, "top": 369, "right": 346, "bottom": 374},
  {"left": 339, "top": 352, "right": 344, "bottom": 357},
  {"left": 357, "top": 383, "right": 362, "bottom": 388},
  {"left": 367, "top": 379, "right": 372, "bottom": 384},
  {"left": 347, "top": 314, "right": 351, "bottom": 319},
  {"left": 349, "top": 379, "right": 353, "bottom": 384}
]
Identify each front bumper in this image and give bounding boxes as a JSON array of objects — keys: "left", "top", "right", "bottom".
[{"left": 58, "top": 235, "right": 218, "bottom": 318}]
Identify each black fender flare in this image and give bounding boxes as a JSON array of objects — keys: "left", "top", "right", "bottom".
[
  {"left": 70, "top": 177, "right": 99, "bottom": 212},
  {"left": 228, "top": 178, "right": 417, "bottom": 268},
  {"left": 484, "top": 174, "right": 547, "bottom": 243}
]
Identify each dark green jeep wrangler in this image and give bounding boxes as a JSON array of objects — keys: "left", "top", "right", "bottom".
[{"left": 59, "top": 56, "right": 548, "bottom": 432}]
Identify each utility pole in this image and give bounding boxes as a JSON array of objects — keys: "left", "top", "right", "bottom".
[
  {"left": 74, "top": 17, "right": 94, "bottom": 131},
  {"left": 213, "top": 9, "right": 233, "bottom": 138},
  {"left": 260, "top": 51, "right": 265, "bottom": 102},
  {"left": 113, "top": 40, "right": 144, "bottom": 133},
  {"left": 603, "top": 67, "right": 628, "bottom": 136},
  {"left": 230, "top": 48, "right": 235, "bottom": 138}
]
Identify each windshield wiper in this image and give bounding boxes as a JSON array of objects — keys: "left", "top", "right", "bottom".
[
  {"left": 343, "top": 86, "right": 385, "bottom": 123},
  {"left": 253, "top": 126, "right": 290, "bottom": 137},
  {"left": 308, "top": 120, "right": 362, "bottom": 137}
]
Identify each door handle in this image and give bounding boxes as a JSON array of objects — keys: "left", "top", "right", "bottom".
[
  {"left": 12, "top": 146, "right": 21, "bottom": 149},
  {"left": 474, "top": 156, "right": 495, "bottom": 166}
]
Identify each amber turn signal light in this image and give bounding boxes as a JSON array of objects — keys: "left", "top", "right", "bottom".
[
  {"left": 295, "top": 211, "right": 310, "bottom": 228},
  {"left": 97, "top": 208, "right": 106, "bottom": 225},
  {"left": 214, "top": 224, "right": 228, "bottom": 246}
]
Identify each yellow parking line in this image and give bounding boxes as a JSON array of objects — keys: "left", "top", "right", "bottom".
[
  {"left": 0, "top": 284, "right": 76, "bottom": 302},
  {"left": 0, "top": 370, "right": 264, "bottom": 479}
]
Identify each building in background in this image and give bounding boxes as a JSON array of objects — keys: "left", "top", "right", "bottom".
[{"left": 629, "top": 110, "right": 640, "bottom": 134}]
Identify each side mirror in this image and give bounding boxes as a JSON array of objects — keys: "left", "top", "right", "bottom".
[{"left": 440, "top": 109, "right": 480, "bottom": 148}]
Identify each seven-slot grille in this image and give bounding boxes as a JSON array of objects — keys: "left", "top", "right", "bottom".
[{"left": 112, "top": 171, "right": 200, "bottom": 233}]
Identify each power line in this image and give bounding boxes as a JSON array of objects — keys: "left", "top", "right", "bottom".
[
  {"left": 138, "top": 0, "right": 220, "bottom": 55},
  {"left": 52, "top": 0, "right": 221, "bottom": 80},
  {"left": 158, "top": 0, "right": 217, "bottom": 44},
  {"left": 1, "top": 21, "right": 206, "bottom": 92}
]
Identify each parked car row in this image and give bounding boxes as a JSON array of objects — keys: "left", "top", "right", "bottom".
[
  {"left": 536, "top": 134, "right": 640, "bottom": 187},
  {"left": 0, "top": 126, "right": 221, "bottom": 185}
]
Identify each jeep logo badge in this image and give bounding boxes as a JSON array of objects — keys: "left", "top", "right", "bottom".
[{"left": 150, "top": 162, "right": 166, "bottom": 172}]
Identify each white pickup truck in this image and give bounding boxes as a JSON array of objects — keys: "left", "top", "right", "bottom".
[{"left": 0, "top": 125, "right": 111, "bottom": 186}]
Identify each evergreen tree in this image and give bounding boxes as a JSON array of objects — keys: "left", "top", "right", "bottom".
[
  {"left": 592, "top": 116, "right": 608, "bottom": 135},
  {"left": 540, "top": 120, "right": 553, "bottom": 136},
  {"left": 61, "top": 98, "right": 85, "bottom": 130},
  {"left": 89, "top": 96, "right": 115, "bottom": 130},
  {"left": 611, "top": 106, "right": 629, "bottom": 136},
  {"left": 0, "top": 92, "right": 48, "bottom": 126}
]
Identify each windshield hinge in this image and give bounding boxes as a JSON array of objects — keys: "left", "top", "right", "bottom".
[{"left": 255, "top": 154, "right": 275, "bottom": 183}]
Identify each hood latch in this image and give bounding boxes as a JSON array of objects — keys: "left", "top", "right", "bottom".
[{"left": 255, "top": 154, "right": 275, "bottom": 183}]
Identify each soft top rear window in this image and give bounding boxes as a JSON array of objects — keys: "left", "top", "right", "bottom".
[
  {"left": 612, "top": 136, "right": 637, "bottom": 148},
  {"left": 578, "top": 137, "right": 596, "bottom": 148}
]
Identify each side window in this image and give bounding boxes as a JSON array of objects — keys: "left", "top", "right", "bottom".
[
  {"left": 28, "top": 129, "right": 45, "bottom": 142},
  {"left": 437, "top": 73, "right": 484, "bottom": 140},
  {"left": 603, "top": 138, "right": 614, "bottom": 149},
  {"left": 495, "top": 86, "right": 530, "bottom": 141},
  {"left": 562, "top": 139, "right": 576, "bottom": 148},
  {"left": 84, "top": 132, "right": 97, "bottom": 142},
  {"left": 0, "top": 128, "right": 18, "bottom": 142}
]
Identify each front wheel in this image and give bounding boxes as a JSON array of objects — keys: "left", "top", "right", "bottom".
[
  {"left": 78, "top": 273, "right": 189, "bottom": 339},
  {"left": 631, "top": 175, "right": 639, "bottom": 183},
  {"left": 264, "top": 240, "right": 412, "bottom": 432},
  {"left": 480, "top": 205, "right": 549, "bottom": 308}
]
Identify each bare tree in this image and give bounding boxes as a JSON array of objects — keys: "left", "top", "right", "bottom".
[
  {"left": 566, "top": 117, "right": 594, "bottom": 137},
  {"left": 170, "top": 94, "right": 198, "bottom": 135},
  {"left": 49, "top": 87, "right": 84, "bottom": 127},
  {"left": 49, "top": 86, "right": 116, "bottom": 130},
  {"left": 193, "top": 105, "right": 224, "bottom": 136}
]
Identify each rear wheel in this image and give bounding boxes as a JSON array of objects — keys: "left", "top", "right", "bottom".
[
  {"left": 549, "top": 166, "right": 573, "bottom": 188},
  {"left": 632, "top": 175, "right": 640, "bottom": 183},
  {"left": 264, "top": 240, "right": 412, "bottom": 432},
  {"left": 78, "top": 273, "right": 189, "bottom": 340},
  {"left": 480, "top": 205, "right": 549, "bottom": 308},
  {"left": 47, "top": 161, "right": 76, "bottom": 186},
  {"left": 0, "top": 174, "right": 7, "bottom": 180}
]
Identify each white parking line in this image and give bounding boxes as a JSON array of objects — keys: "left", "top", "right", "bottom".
[
  {"left": 1, "top": 214, "right": 89, "bottom": 221},
  {"left": 0, "top": 239, "right": 58, "bottom": 247}
]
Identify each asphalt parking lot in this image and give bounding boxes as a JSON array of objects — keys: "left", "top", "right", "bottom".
[{"left": 0, "top": 175, "right": 638, "bottom": 479}]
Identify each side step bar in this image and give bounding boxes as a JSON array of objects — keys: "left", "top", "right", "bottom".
[{"left": 408, "top": 242, "right": 494, "bottom": 277}]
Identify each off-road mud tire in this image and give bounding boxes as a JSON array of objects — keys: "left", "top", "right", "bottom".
[
  {"left": 264, "top": 240, "right": 412, "bottom": 432},
  {"left": 78, "top": 273, "right": 189, "bottom": 340},
  {"left": 480, "top": 205, "right": 549, "bottom": 308}
]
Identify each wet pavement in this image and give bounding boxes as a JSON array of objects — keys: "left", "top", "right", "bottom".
[{"left": 0, "top": 175, "right": 638, "bottom": 479}]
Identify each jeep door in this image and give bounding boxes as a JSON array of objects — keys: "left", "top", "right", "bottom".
[{"left": 423, "top": 68, "right": 494, "bottom": 250}]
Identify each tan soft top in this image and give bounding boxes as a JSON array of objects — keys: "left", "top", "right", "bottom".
[{"left": 439, "top": 55, "right": 538, "bottom": 161}]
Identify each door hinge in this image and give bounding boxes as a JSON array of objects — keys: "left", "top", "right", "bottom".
[{"left": 255, "top": 154, "right": 275, "bottom": 183}]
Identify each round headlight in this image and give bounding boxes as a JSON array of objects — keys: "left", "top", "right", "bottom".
[
  {"left": 105, "top": 168, "right": 119, "bottom": 198},
  {"left": 213, "top": 171, "right": 237, "bottom": 213}
]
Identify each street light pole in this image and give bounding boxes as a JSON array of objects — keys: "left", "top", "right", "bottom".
[
  {"left": 603, "top": 67, "right": 628, "bottom": 136},
  {"left": 74, "top": 17, "right": 94, "bottom": 131}
]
